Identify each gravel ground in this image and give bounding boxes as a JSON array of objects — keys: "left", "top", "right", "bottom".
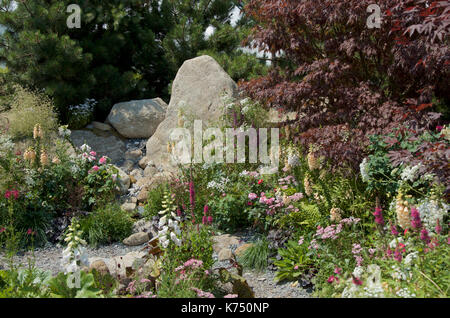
[
  {"left": 0, "top": 242, "right": 145, "bottom": 275},
  {"left": 243, "top": 270, "right": 313, "bottom": 298},
  {"left": 212, "top": 229, "right": 313, "bottom": 298}
]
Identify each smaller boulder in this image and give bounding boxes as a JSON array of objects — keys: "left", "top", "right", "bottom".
[
  {"left": 115, "top": 166, "right": 130, "bottom": 194},
  {"left": 125, "top": 149, "right": 143, "bottom": 161},
  {"left": 123, "top": 232, "right": 149, "bottom": 246},
  {"left": 121, "top": 202, "right": 136, "bottom": 212},
  {"left": 89, "top": 260, "right": 110, "bottom": 276},
  {"left": 92, "top": 121, "right": 112, "bottom": 132}
]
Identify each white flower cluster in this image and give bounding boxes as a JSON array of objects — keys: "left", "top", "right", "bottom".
[
  {"left": 24, "top": 168, "right": 37, "bottom": 187},
  {"left": 69, "top": 98, "right": 97, "bottom": 116},
  {"left": 400, "top": 163, "right": 422, "bottom": 182},
  {"left": 359, "top": 158, "right": 370, "bottom": 183},
  {"left": 343, "top": 265, "right": 384, "bottom": 298},
  {"left": 58, "top": 125, "right": 71, "bottom": 138},
  {"left": 207, "top": 177, "right": 230, "bottom": 193},
  {"left": 287, "top": 147, "right": 301, "bottom": 167},
  {"left": 61, "top": 219, "right": 89, "bottom": 274},
  {"left": 390, "top": 265, "right": 408, "bottom": 281},
  {"left": 158, "top": 192, "right": 182, "bottom": 248},
  {"left": 417, "top": 199, "right": 449, "bottom": 232},
  {"left": 396, "top": 288, "right": 416, "bottom": 298},
  {"left": 404, "top": 251, "right": 418, "bottom": 266},
  {"left": 0, "top": 134, "right": 14, "bottom": 157}
]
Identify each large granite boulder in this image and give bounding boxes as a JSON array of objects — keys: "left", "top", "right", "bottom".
[
  {"left": 145, "top": 55, "right": 238, "bottom": 172},
  {"left": 70, "top": 130, "right": 126, "bottom": 163},
  {"left": 107, "top": 98, "right": 168, "bottom": 139}
]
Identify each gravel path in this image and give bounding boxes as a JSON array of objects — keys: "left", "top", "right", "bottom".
[
  {"left": 243, "top": 269, "right": 313, "bottom": 298},
  {"left": 0, "top": 243, "right": 145, "bottom": 275}
]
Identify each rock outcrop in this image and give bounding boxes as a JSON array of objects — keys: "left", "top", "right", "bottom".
[{"left": 145, "top": 55, "right": 238, "bottom": 173}]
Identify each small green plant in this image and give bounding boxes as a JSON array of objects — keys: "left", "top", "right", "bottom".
[
  {"left": 143, "top": 183, "right": 167, "bottom": 219},
  {"left": 79, "top": 204, "right": 133, "bottom": 247},
  {"left": 273, "top": 239, "right": 312, "bottom": 282},
  {"left": 238, "top": 237, "right": 270, "bottom": 272}
]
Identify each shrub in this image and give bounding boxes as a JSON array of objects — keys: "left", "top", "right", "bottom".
[
  {"left": 79, "top": 204, "right": 133, "bottom": 247},
  {"left": 7, "top": 85, "right": 58, "bottom": 140},
  {"left": 67, "top": 99, "right": 96, "bottom": 130},
  {"left": 241, "top": 0, "right": 448, "bottom": 170}
]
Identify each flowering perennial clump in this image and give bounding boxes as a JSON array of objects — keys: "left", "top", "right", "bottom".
[
  {"left": 158, "top": 191, "right": 182, "bottom": 248},
  {"left": 61, "top": 218, "right": 89, "bottom": 274}
]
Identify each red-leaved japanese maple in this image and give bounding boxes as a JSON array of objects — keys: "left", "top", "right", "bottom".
[{"left": 240, "top": 0, "right": 449, "bottom": 173}]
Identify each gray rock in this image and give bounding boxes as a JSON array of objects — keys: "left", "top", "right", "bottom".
[
  {"left": 121, "top": 202, "right": 136, "bottom": 212},
  {"left": 145, "top": 55, "right": 238, "bottom": 173},
  {"left": 138, "top": 157, "right": 151, "bottom": 169},
  {"left": 92, "top": 121, "right": 113, "bottom": 132},
  {"left": 70, "top": 130, "right": 126, "bottom": 163},
  {"left": 114, "top": 166, "right": 130, "bottom": 194},
  {"left": 123, "top": 232, "right": 149, "bottom": 246},
  {"left": 125, "top": 149, "right": 143, "bottom": 161},
  {"left": 144, "top": 165, "right": 158, "bottom": 177},
  {"left": 218, "top": 248, "right": 233, "bottom": 261},
  {"left": 107, "top": 98, "right": 168, "bottom": 139}
]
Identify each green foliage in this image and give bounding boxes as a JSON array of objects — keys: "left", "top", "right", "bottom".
[
  {"left": 79, "top": 204, "right": 133, "bottom": 247},
  {"left": 276, "top": 202, "right": 321, "bottom": 234},
  {"left": 0, "top": 267, "right": 52, "bottom": 298},
  {"left": 209, "top": 192, "right": 250, "bottom": 232},
  {"left": 273, "top": 240, "right": 312, "bottom": 282},
  {"left": 238, "top": 237, "right": 270, "bottom": 272},
  {"left": 48, "top": 271, "right": 103, "bottom": 298},
  {"left": 0, "top": 0, "right": 169, "bottom": 121},
  {"left": 143, "top": 183, "right": 168, "bottom": 219},
  {"left": 164, "top": 225, "right": 215, "bottom": 270}
]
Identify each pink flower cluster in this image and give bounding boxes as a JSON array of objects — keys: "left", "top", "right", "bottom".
[
  {"left": 288, "top": 192, "right": 304, "bottom": 202},
  {"left": 352, "top": 244, "right": 363, "bottom": 266},
  {"left": 259, "top": 192, "right": 283, "bottom": 215},
  {"left": 175, "top": 258, "right": 204, "bottom": 274},
  {"left": 327, "top": 267, "right": 343, "bottom": 284},
  {"left": 4, "top": 189, "right": 19, "bottom": 200},
  {"left": 81, "top": 151, "right": 97, "bottom": 162},
  {"left": 248, "top": 193, "right": 258, "bottom": 200},
  {"left": 373, "top": 207, "right": 385, "bottom": 226},
  {"left": 278, "top": 175, "right": 298, "bottom": 186},
  {"left": 410, "top": 207, "right": 422, "bottom": 229},
  {"left": 191, "top": 287, "right": 215, "bottom": 298},
  {"left": 315, "top": 224, "right": 343, "bottom": 240},
  {"left": 202, "top": 205, "right": 213, "bottom": 226}
]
